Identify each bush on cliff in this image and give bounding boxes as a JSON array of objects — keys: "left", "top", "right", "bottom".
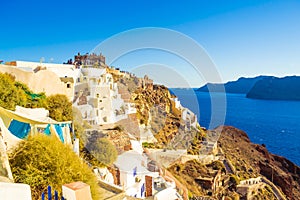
[
  {"left": 9, "top": 134, "right": 101, "bottom": 199},
  {"left": 0, "top": 73, "right": 28, "bottom": 110},
  {"left": 45, "top": 94, "right": 73, "bottom": 121},
  {"left": 86, "top": 138, "right": 118, "bottom": 167},
  {"left": 0, "top": 73, "right": 47, "bottom": 110}
]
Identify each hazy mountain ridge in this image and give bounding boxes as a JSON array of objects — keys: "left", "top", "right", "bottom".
[
  {"left": 197, "top": 76, "right": 269, "bottom": 94},
  {"left": 198, "top": 75, "right": 300, "bottom": 101},
  {"left": 246, "top": 76, "right": 300, "bottom": 100}
]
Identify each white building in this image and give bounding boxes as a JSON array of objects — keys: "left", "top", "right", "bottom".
[
  {"left": 2, "top": 61, "right": 78, "bottom": 101},
  {"left": 154, "top": 187, "right": 182, "bottom": 200},
  {"left": 114, "top": 150, "right": 159, "bottom": 198},
  {"left": 0, "top": 182, "right": 32, "bottom": 200},
  {"left": 171, "top": 97, "right": 181, "bottom": 109},
  {"left": 170, "top": 98, "right": 198, "bottom": 130},
  {"left": 73, "top": 67, "right": 136, "bottom": 125}
]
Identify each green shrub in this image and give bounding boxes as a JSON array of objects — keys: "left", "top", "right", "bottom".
[
  {"left": 0, "top": 73, "right": 28, "bottom": 110},
  {"left": 0, "top": 73, "right": 46, "bottom": 110},
  {"left": 45, "top": 94, "right": 73, "bottom": 121},
  {"left": 142, "top": 142, "right": 155, "bottom": 148},
  {"left": 208, "top": 161, "right": 225, "bottom": 171},
  {"left": 87, "top": 138, "right": 118, "bottom": 167},
  {"left": 9, "top": 134, "right": 101, "bottom": 199}
]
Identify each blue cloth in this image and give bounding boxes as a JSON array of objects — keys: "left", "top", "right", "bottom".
[
  {"left": 141, "top": 183, "right": 145, "bottom": 197},
  {"left": 69, "top": 123, "right": 76, "bottom": 140},
  {"left": 133, "top": 166, "right": 137, "bottom": 177},
  {"left": 44, "top": 124, "right": 51, "bottom": 135},
  {"left": 54, "top": 124, "right": 64, "bottom": 143},
  {"left": 8, "top": 120, "right": 31, "bottom": 139},
  {"left": 60, "top": 123, "right": 68, "bottom": 127}
]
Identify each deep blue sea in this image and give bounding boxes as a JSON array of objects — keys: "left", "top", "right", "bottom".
[{"left": 170, "top": 88, "right": 300, "bottom": 166}]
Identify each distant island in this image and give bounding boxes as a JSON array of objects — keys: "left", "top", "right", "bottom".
[
  {"left": 198, "top": 75, "right": 300, "bottom": 101},
  {"left": 197, "top": 76, "right": 268, "bottom": 94},
  {"left": 247, "top": 76, "right": 300, "bottom": 100}
]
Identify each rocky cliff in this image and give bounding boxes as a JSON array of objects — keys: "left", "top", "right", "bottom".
[
  {"left": 114, "top": 72, "right": 300, "bottom": 199},
  {"left": 115, "top": 74, "right": 202, "bottom": 148},
  {"left": 217, "top": 126, "right": 300, "bottom": 200},
  {"left": 82, "top": 67, "right": 300, "bottom": 199},
  {"left": 167, "top": 126, "right": 300, "bottom": 199}
]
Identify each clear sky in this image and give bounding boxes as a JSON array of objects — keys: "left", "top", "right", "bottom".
[{"left": 1, "top": 0, "right": 300, "bottom": 87}]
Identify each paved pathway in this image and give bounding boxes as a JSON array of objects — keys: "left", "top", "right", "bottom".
[
  {"left": 222, "top": 159, "right": 234, "bottom": 174},
  {"left": 261, "top": 177, "right": 287, "bottom": 200}
]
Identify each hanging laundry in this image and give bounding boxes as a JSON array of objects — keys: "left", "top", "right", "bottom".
[
  {"left": 54, "top": 125, "right": 64, "bottom": 143},
  {"left": 8, "top": 120, "right": 31, "bottom": 139}
]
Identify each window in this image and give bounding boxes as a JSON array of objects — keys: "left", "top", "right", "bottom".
[
  {"left": 67, "top": 83, "right": 71, "bottom": 88},
  {"left": 135, "top": 177, "right": 141, "bottom": 183},
  {"left": 103, "top": 116, "right": 107, "bottom": 122}
]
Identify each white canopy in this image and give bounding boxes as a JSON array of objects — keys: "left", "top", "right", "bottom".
[{"left": 0, "top": 106, "right": 71, "bottom": 128}]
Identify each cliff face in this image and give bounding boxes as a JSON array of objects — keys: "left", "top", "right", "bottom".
[
  {"left": 217, "top": 126, "right": 300, "bottom": 200},
  {"left": 116, "top": 74, "right": 200, "bottom": 147},
  {"left": 246, "top": 76, "right": 300, "bottom": 101},
  {"left": 98, "top": 68, "right": 300, "bottom": 199}
]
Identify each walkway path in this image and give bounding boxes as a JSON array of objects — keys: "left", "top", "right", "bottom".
[
  {"left": 261, "top": 177, "right": 287, "bottom": 200},
  {"left": 222, "top": 159, "right": 234, "bottom": 174},
  {"left": 162, "top": 168, "right": 187, "bottom": 200}
]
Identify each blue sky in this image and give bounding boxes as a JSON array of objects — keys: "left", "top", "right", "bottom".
[{"left": 1, "top": 0, "right": 300, "bottom": 87}]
